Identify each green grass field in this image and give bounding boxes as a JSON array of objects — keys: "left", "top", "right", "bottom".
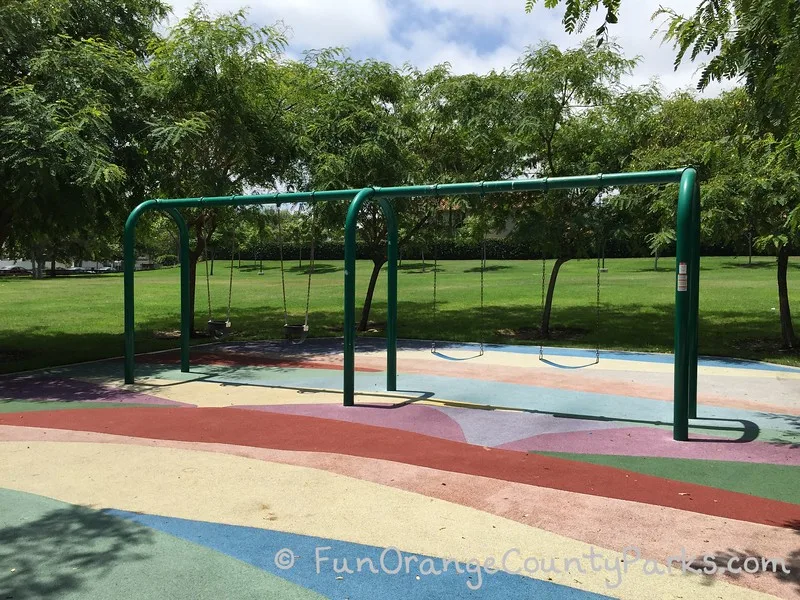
[{"left": 0, "top": 256, "right": 798, "bottom": 373}]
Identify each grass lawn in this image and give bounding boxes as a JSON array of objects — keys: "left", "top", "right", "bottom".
[{"left": 0, "top": 255, "right": 798, "bottom": 374}]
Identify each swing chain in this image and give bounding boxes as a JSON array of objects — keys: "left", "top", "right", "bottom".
[
  {"left": 479, "top": 182, "right": 486, "bottom": 356},
  {"left": 226, "top": 229, "right": 235, "bottom": 323},
  {"left": 595, "top": 243, "right": 601, "bottom": 364},
  {"left": 539, "top": 254, "right": 545, "bottom": 361},
  {"left": 431, "top": 186, "right": 439, "bottom": 354},
  {"left": 304, "top": 197, "right": 316, "bottom": 327},
  {"left": 204, "top": 238, "right": 212, "bottom": 321},
  {"left": 277, "top": 204, "right": 289, "bottom": 326}
]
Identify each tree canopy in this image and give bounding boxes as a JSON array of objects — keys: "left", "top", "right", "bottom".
[
  {"left": 525, "top": 0, "right": 799, "bottom": 346},
  {"left": 0, "top": 0, "right": 796, "bottom": 347}
]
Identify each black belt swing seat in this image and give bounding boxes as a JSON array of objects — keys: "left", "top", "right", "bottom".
[
  {"left": 204, "top": 213, "right": 237, "bottom": 340},
  {"left": 207, "top": 318, "right": 232, "bottom": 339},
  {"left": 277, "top": 201, "right": 315, "bottom": 345},
  {"left": 430, "top": 183, "right": 487, "bottom": 360},
  {"left": 283, "top": 323, "right": 309, "bottom": 343}
]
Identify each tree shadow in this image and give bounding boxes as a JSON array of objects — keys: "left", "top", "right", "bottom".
[
  {"left": 283, "top": 263, "right": 342, "bottom": 275},
  {"left": 0, "top": 375, "right": 155, "bottom": 403},
  {"left": 398, "top": 262, "right": 428, "bottom": 271},
  {"left": 2, "top": 296, "right": 800, "bottom": 375},
  {"left": 0, "top": 503, "right": 154, "bottom": 599},
  {"left": 718, "top": 260, "right": 797, "bottom": 270},
  {"left": 758, "top": 413, "right": 800, "bottom": 449},
  {"left": 687, "top": 535, "right": 800, "bottom": 596},
  {"left": 463, "top": 265, "right": 511, "bottom": 273},
  {"left": 236, "top": 265, "right": 278, "bottom": 273},
  {"left": 630, "top": 266, "right": 713, "bottom": 273},
  {"left": 398, "top": 262, "right": 442, "bottom": 273},
  {"left": 0, "top": 327, "right": 191, "bottom": 375}
]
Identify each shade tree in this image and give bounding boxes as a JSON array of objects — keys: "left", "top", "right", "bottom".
[
  {"left": 505, "top": 40, "right": 638, "bottom": 336},
  {"left": 143, "top": 5, "right": 298, "bottom": 332},
  {"left": 0, "top": 0, "right": 167, "bottom": 260}
]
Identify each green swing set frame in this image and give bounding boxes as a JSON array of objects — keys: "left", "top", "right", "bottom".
[{"left": 122, "top": 168, "right": 701, "bottom": 441}]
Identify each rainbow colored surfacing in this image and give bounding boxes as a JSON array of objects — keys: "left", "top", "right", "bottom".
[{"left": 1, "top": 340, "right": 798, "bottom": 600}]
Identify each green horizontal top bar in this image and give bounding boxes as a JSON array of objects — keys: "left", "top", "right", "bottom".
[{"left": 132, "top": 169, "right": 686, "bottom": 213}]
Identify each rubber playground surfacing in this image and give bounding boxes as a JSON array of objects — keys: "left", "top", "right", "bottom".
[{"left": 0, "top": 339, "right": 799, "bottom": 599}]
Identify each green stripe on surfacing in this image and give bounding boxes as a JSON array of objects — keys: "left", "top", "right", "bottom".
[{"left": 531, "top": 452, "right": 800, "bottom": 505}]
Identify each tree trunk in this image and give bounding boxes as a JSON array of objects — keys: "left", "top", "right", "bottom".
[
  {"left": 299, "top": 247, "right": 302, "bottom": 269},
  {"left": 747, "top": 232, "right": 753, "bottom": 265},
  {"left": 358, "top": 258, "right": 386, "bottom": 332},
  {"left": 50, "top": 256, "right": 56, "bottom": 277},
  {"left": 601, "top": 240, "right": 606, "bottom": 269},
  {"left": 541, "top": 257, "right": 568, "bottom": 338},
  {"left": 0, "top": 206, "right": 12, "bottom": 251},
  {"left": 188, "top": 235, "right": 207, "bottom": 336},
  {"left": 188, "top": 246, "right": 210, "bottom": 336},
  {"left": 421, "top": 248, "right": 426, "bottom": 273},
  {"left": 654, "top": 248, "right": 659, "bottom": 271},
  {"left": 777, "top": 246, "right": 796, "bottom": 350},
  {"left": 189, "top": 256, "right": 200, "bottom": 334}
]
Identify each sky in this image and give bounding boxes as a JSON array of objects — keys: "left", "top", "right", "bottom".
[{"left": 166, "top": 0, "right": 734, "bottom": 96}]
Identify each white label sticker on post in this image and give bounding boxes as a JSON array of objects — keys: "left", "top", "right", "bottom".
[{"left": 677, "top": 262, "right": 688, "bottom": 292}]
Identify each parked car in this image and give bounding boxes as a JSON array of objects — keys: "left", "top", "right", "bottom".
[
  {"left": 92, "top": 266, "right": 115, "bottom": 273},
  {"left": 0, "top": 266, "right": 30, "bottom": 276}
]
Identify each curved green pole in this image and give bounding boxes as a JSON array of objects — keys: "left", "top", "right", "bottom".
[
  {"left": 165, "top": 208, "right": 191, "bottom": 375},
  {"left": 343, "top": 188, "right": 398, "bottom": 406},
  {"left": 673, "top": 167, "right": 697, "bottom": 440},
  {"left": 124, "top": 202, "right": 192, "bottom": 384},
  {"left": 687, "top": 181, "right": 701, "bottom": 418},
  {"left": 383, "top": 199, "right": 398, "bottom": 392}
]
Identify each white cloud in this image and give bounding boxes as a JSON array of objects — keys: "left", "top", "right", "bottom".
[
  {"left": 378, "top": 28, "right": 522, "bottom": 74},
  {"left": 165, "top": 0, "right": 735, "bottom": 94},
  {"left": 407, "top": 0, "right": 528, "bottom": 24},
  {"left": 167, "top": 0, "right": 393, "bottom": 49}
]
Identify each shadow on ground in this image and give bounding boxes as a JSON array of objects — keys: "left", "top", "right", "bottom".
[
  {"left": 1, "top": 299, "right": 798, "bottom": 374},
  {"left": 284, "top": 263, "right": 341, "bottom": 275},
  {"left": 463, "top": 265, "right": 511, "bottom": 273},
  {"left": 720, "top": 261, "right": 800, "bottom": 271},
  {"left": 690, "top": 524, "right": 800, "bottom": 596},
  {"left": 397, "top": 262, "right": 442, "bottom": 273},
  {"left": 760, "top": 413, "right": 800, "bottom": 449},
  {"left": 0, "top": 504, "right": 153, "bottom": 599}
]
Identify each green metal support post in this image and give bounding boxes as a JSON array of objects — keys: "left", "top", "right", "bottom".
[
  {"left": 673, "top": 167, "right": 698, "bottom": 440},
  {"left": 687, "top": 181, "right": 701, "bottom": 419},
  {"left": 343, "top": 189, "right": 398, "bottom": 407},
  {"left": 385, "top": 201, "right": 398, "bottom": 393},
  {"left": 124, "top": 203, "right": 191, "bottom": 384}
]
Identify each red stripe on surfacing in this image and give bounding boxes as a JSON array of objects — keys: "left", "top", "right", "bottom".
[{"left": 1, "top": 407, "right": 797, "bottom": 529}]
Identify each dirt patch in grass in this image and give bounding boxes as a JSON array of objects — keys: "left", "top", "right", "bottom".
[
  {"left": 322, "top": 322, "right": 386, "bottom": 334},
  {"left": 153, "top": 330, "right": 182, "bottom": 340}
]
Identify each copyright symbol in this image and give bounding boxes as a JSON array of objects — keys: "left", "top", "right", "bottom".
[{"left": 274, "top": 548, "right": 296, "bottom": 570}]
